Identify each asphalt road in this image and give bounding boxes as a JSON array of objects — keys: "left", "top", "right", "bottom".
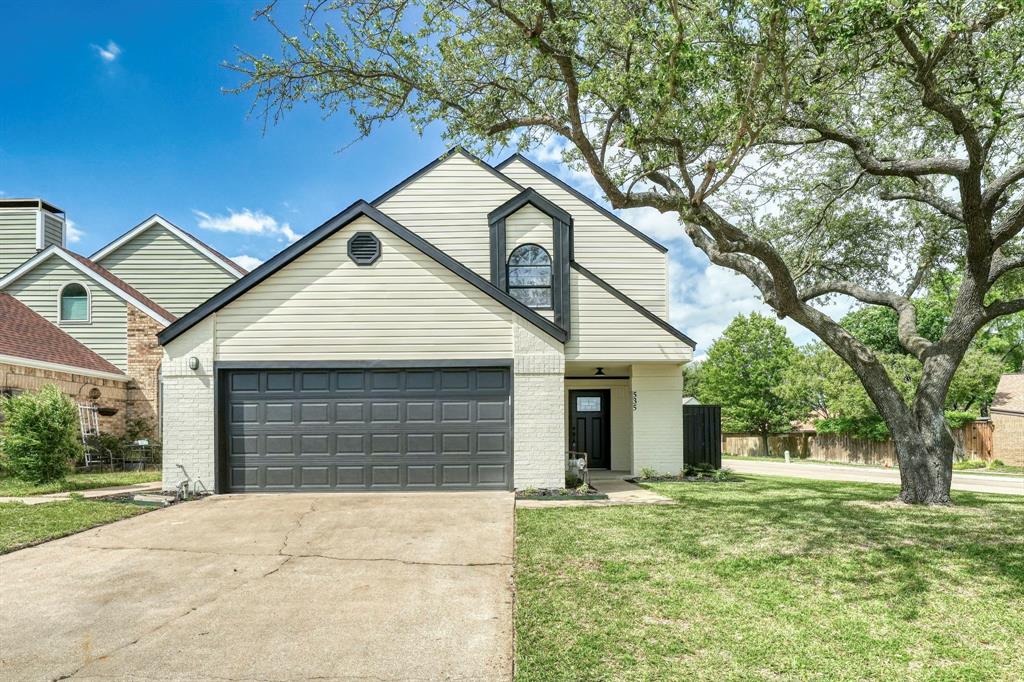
[{"left": 726, "top": 458, "right": 1024, "bottom": 496}]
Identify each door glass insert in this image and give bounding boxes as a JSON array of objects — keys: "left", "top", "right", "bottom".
[{"left": 576, "top": 396, "right": 602, "bottom": 412}]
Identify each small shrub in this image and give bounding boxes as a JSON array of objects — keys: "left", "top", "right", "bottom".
[
  {"left": 640, "top": 467, "right": 658, "bottom": 479},
  {"left": 988, "top": 459, "right": 1006, "bottom": 469},
  {"left": 952, "top": 459, "right": 986, "bottom": 470},
  {"left": 0, "top": 385, "right": 83, "bottom": 483}
]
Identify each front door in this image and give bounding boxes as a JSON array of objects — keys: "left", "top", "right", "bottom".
[{"left": 569, "top": 389, "right": 611, "bottom": 469}]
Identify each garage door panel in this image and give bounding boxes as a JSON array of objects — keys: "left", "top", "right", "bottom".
[{"left": 223, "top": 367, "right": 512, "bottom": 492}]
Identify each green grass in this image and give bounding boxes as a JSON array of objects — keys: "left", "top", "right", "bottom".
[
  {"left": 0, "top": 470, "right": 160, "bottom": 497},
  {"left": 0, "top": 498, "right": 150, "bottom": 553},
  {"left": 515, "top": 475, "right": 1024, "bottom": 681}
]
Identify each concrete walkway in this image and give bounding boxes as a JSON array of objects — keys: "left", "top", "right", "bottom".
[
  {"left": 0, "top": 492, "right": 515, "bottom": 681},
  {"left": 726, "top": 458, "right": 1024, "bottom": 496},
  {"left": 0, "top": 481, "right": 161, "bottom": 505}
]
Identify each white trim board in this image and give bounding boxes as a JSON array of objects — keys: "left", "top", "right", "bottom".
[
  {"left": 0, "top": 246, "right": 174, "bottom": 326},
  {"left": 0, "top": 353, "right": 128, "bottom": 383},
  {"left": 90, "top": 214, "right": 247, "bottom": 278}
]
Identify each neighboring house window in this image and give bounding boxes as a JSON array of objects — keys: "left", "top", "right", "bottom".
[
  {"left": 507, "top": 244, "right": 552, "bottom": 308},
  {"left": 59, "top": 283, "right": 89, "bottom": 322}
]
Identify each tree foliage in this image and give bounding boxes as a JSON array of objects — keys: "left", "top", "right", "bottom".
[
  {"left": 0, "top": 385, "right": 83, "bottom": 483},
  {"left": 697, "top": 313, "right": 800, "bottom": 451},
  {"left": 232, "top": 0, "right": 1024, "bottom": 503}
]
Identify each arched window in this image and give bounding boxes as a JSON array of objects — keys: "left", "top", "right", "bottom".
[
  {"left": 59, "top": 283, "right": 89, "bottom": 322},
  {"left": 507, "top": 244, "right": 552, "bottom": 308}
]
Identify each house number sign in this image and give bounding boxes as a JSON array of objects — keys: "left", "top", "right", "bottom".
[{"left": 632, "top": 391, "right": 638, "bottom": 411}]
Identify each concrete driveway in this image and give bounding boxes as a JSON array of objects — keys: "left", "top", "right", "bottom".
[
  {"left": 0, "top": 492, "right": 514, "bottom": 681},
  {"left": 726, "top": 458, "right": 1024, "bottom": 496}
]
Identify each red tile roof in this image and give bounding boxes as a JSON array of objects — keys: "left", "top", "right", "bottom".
[
  {"left": 60, "top": 248, "right": 177, "bottom": 323},
  {"left": 0, "top": 293, "right": 125, "bottom": 376}
]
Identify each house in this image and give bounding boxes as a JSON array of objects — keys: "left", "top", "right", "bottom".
[
  {"left": 0, "top": 201, "right": 246, "bottom": 435},
  {"left": 991, "top": 374, "right": 1024, "bottom": 467},
  {"left": 158, "top": 149, "right": 695, "bottom": 492}
]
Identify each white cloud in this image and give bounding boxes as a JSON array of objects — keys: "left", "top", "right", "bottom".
[
  {"left": 193, "top": 208, "right": 301, "bottom": 244},
  {"left": 65, "top": 219, "right": 84, "bottom": 244},
  {"left": 91, "top": 40, "right": 122, "bottom": 63},
  {"left": 231, "top": 254, "right": 264, "bottom": 272}
]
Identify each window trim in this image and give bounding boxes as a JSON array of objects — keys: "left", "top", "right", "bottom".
[
  {"left": 58, "top": 281, "right": 91, "bottom": 325},
  {"left": 506, "top": 243, "right": 553, "bottom": 310}
]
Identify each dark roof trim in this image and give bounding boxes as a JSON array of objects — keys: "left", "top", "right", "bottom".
[
  {"left": 159, "top": 201, "right": 568, "bottom": 346},
  {"left": 570, "top": 261, "right": 696, "bottom": 348},
  {"left": 371, "top": 147, "right": 524, "bottom": 206},
  {"left": 488, "top": 187, "right": 572, "bottom": 225},
  {"left": 495, "top": 154, "right": 669, "bottom": 254},
  {"left": 0, "top": 198, "right": 64, "bottom": 214}
]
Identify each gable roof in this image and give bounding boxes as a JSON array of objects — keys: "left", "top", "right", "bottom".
[
  {"left": 992, "top": 374, "right": 1024, "bottom": 415},
  {"left": 488, "top": 187, "right": 573, "bottom": 225},
  {"left": 158, "top": 201, "right": 569, "bottom": 346},
  {"left": 571, "top": 261, "right": 696, "bottom": 348},
  {"left": 372, "top": 147, "right": 524, "bottom": 206},
  {"left": 90, "top": 214, "right": 248, "bottom": 278},
  {"left": 496, "top": 154, "right": 668, "bottom": 254},
  {"left": 0, "top": 246, "right": 176, "bottom": 326},
  {"left": 0, "top": 293, "right": 126, "bottom": 380}
]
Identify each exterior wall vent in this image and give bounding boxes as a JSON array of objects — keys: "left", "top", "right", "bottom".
[{"left": 347, "top": 232, "right": 381, "bottom": 265}]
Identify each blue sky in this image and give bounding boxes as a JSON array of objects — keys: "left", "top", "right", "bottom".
[{"left": 0, "top": 1, "right": 823, "bottom": 353}]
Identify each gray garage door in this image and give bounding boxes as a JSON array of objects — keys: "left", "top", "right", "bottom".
[{"left": 221, "top": 366, "right": 512, "bottom": 492}]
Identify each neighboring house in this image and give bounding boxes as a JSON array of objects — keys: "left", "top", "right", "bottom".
[
  {"left": 0, "top": 201, "right": 246, "bottom": 436},
  {"left": 158, "top": 149, "right": 696, "bottom": 493},
  {"left": 991, "top": 374, "right": 1024, "bottom": 467},
  {"left": 0, "top": 293, "right": 128, "bottom": 434}
]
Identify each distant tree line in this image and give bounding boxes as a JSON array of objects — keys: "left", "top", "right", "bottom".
[{"left": 688, "top": 274, "right": 1020, "bottom": 453}]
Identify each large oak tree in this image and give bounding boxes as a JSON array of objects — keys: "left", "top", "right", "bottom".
[{"left": 232, "top": 0, "right": 1024, "bottom": 503}]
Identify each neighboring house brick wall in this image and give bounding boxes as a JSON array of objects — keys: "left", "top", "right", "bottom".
[
  {"left": 160, "top": 317, "right": 216, "bottom": 491},
  {"left": 991, "top": 411, "right": 1024, "bottom": 467},
  {"left": 512, "top": 320, "right": 565, "bottom": 489},
  {"left": 631, "top": 363, "right": 685, "bottom": 475},
  {"left": 126, "top": 305, "right": 165, "bottom": 437},
  {"left": 0, "top": 360, "right": 127, "bottom": 435}
]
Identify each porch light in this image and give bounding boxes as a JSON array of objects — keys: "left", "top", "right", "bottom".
[
  {"left": 188, "top": 356, "right": 200, "bottom": 371},
  {"left": 594, "top": 367, "right": 605, "bottom": 376}
]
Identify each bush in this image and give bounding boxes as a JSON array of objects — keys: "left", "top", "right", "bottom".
[{"left": 0, "top": 385, "right": 83, "bottom": 483}]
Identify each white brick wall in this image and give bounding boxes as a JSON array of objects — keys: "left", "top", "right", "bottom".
[
  {"left": 160, "top": 317, "right": 216, "bottom": 492},
  {"left": 512, "top": 320, "right": 566, "bottom": 488},
  {"left": 631, "top": 363, "right": 685, "bottom": 475}
]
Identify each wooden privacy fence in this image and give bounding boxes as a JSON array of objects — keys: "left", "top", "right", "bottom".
[{"left": 723, "top": 420, "right": 994, "bottom": 467}]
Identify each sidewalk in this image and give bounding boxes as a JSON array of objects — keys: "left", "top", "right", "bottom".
[
  {"left": 726, "top": 458, "right": 1024, "bottom": 496},
  {"left": 0, "top": 481, "right": 161, "bottom": 506}
]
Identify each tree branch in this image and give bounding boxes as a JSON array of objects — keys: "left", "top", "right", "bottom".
[
  {"left": 982, "top": 162, "right": 1024, "bottom": 214},
  {"left": 799, "top": 281, "right": 932, "bottom": 358},
  {"left": 878, "top": 187, "right": 965, "bottom": 223}
]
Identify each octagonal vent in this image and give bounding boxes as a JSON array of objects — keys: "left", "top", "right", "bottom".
[{"left": 347, "top": 232, "right": 381, "bottom": 265}]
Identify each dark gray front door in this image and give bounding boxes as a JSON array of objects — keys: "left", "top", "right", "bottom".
[
  {"left": 569, "top": 389, "right": 610, "bottom": 469},
  {"left": 221, "top": 366, "right": 512, "bottom": 492}
]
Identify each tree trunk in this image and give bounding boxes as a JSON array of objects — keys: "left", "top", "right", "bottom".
[
  {"left": 888, "top": 401, "right": 954, "bottom": 505},
  {"left": 759, "top": 432, "right": 770, "bottom": 457}
]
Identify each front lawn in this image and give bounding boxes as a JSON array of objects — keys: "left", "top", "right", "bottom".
[
  {"left": 0, "top": 498, "right": 150, "bottom": 553},
  {"left": 515, "top": 475, "right": 1024, "bottom": 681},
  {"left": 0, "top": 470, "right": 160, "bottom": 497}
]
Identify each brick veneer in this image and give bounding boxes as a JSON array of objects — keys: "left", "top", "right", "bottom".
[
  {"left": 991, "top": 411, "right": 1024, "bottom": 467},
  {"left": 126, "top": 305, "right": 166, "bottom": 437},
  {"left": 0, "top": 360, "right": 128, "bottom": 434}
]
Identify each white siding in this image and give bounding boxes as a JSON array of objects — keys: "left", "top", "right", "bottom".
[
  {"left": 505, "top": 204, "right": 553, "bottom": 254},
  {"left": 377, "top": 152, "right": 520, "bottom": 281},
  {"left": 5, "top": 258, "right": 128, "bottom": 370},
  {"left": 97, "top": 224, "right": 238, "bottom": 316},
  {"left": 0, "top": 209, "right": 40, "bottom": 278},
  {"left": 214, "top": 216, "right": 523, "bottom": 361},
  {"left": 499, "top": 158, "right": 669, "bottom": 316},
  {"left": 567, "top": 269, "right": 691, "bottom": 362}
]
